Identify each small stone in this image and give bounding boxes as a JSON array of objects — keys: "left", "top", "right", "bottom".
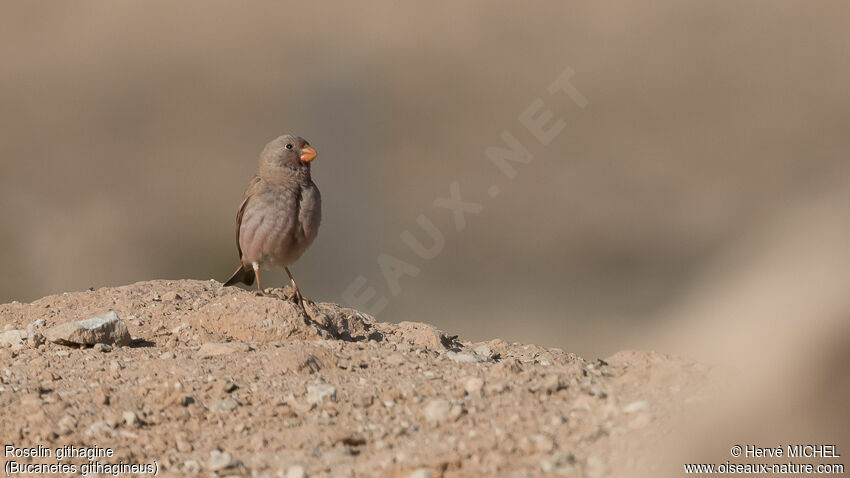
[
  {"left": 424, "top": 399, "right": 451, "bottom": 423},
  {"left": 531, "top": 434, "right": 555, "bottom": 452},
  {"left": 408, "top": 469, "right": 432, "bottom": 478},
  {"left": 449, "top": 404, "right": 464, "bottom": 421},
  {"left": 27, "top": 333, "right": 45, "bottom": 348},
  {"left": 306, "top": 384, "right": 336, "bottom": 405},
  {"left": 355, "top": 395, "right": 374, "bottom": 408},
  {"left": 207, "top": 450, "right": 238, "bottom": 471},
  {"left": 285, "top": 465, "right": 306, "bottom": 478},
  {"left": 122, "top": 411, "right": 138, "bottom": 427},
  {"left": 473, "top": 344, "right": 492, "bottom": 359},
  {"left": 222, "top": 380, "right": 238, "bottom": 393},
  {"left": 217, "top": 399, "right": 238, "bottom": 411},
  {"left": 44, "top": 311, "right": 131, "bottom": 346},
  {"left": 396, "top": 321, "right": 455, "bottom": 350},
  {"left": 93, "top": 343, "right": 112, "bottom": 353},
  {"left": 0, "top": 330, "right": 26, "bottom": 348},
  {"left": 29, "top": 318, "right": 47, "bottom": 329},
  {"left": 176, "top": 439, "right": 192, "bottom": 453},
  {"left": 446, "top": 352, "right": 478, "bottom": 363},
  {"left": 159, "top": 351, "right": 175, "bottom": 359},
  {"left": 463, "top": 377, "right": 484, "bottom": 396},
  {"left": 183, "top": 460, "right": 200, "bottom": 473},
  {"left": 623, "top": 400, "right": 649, "bottom": 413}
]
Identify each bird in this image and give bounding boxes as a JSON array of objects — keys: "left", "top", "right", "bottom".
[{"left": 223, "top": 134, "right": 321, "bottom": 309}]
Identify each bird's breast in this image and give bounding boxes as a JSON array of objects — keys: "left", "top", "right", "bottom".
[{"left": 239, "top": 182, "right": 320, "bottom": 268}]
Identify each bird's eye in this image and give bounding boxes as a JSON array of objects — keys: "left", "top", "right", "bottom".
[{"left": 285, "top": 144, "right": 293, "bottom": 150}]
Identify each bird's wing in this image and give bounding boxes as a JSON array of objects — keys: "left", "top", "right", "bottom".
[{"left": 235, "top": 176, "right": 262, "bottom": 259}]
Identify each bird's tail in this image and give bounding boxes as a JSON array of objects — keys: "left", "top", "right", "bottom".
[{"left": 224, "top": 264, "right": 255, "bottom": 286}]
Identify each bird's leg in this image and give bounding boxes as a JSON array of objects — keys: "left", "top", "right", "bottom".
[
  {"left": 284, "top": 266, "right": 305, "bottom": 309},
  {"left": 253, "top": 262, "right": 264, "bottom": 296}
]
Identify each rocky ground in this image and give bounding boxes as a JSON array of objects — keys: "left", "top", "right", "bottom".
[{"left": 0, "top": 280, "right": 710, "bottom": 477}]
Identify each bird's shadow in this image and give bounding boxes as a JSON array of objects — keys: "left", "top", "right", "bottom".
[{"left": 129, "top": 338, "right": 156, "bottom": 348}]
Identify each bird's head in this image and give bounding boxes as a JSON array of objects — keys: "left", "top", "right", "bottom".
[{"left": 259, "top": 134, "right": 317, "bottom": 176}]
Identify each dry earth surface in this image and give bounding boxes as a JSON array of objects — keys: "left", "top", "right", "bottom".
[{"left": 0, "top": 280, "right": 711, "bottom": 477}]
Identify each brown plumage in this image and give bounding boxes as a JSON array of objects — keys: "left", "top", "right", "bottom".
[{"left": 224, "top": 134, "right": 321, "bottom": 307}]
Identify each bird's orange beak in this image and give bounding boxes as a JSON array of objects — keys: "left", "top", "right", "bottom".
[{"left": 300, "top": 145, "right": 317, "bottom": 163}]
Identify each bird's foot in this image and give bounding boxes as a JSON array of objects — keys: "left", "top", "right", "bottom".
[{"left": 291, "top": 289, "right": 304, "bottom": 308}]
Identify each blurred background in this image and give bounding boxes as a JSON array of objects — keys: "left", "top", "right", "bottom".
[
  {"left": 1, "top": 1, "right": 848, "bottom": 359},
  {"left": 3, "top": 2, "right": 848, "bottom": 467}
]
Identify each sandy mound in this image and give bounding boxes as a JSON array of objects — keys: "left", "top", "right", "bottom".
[{"left": 0, "top": 280, "right": 707, "bottom": 477}]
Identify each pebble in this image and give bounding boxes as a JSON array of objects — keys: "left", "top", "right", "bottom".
[
  {"left": 0, "top": 330, "right": 26, "bottom": 348},
  {"left": 122, "top": 411, "right": 139, "bottom": 427},
  {"left": 464, "top": 377, "right": 485, "bottom": 396},
  {"left": 28, "top": 332, "right": 45, "bottom": 348},
  {"left": 183, "top": 460, "right": 200, "bottom": 473},
  {"left": 159, "top": 351, "right": 175, "bottom": 359},
  {"left": 207, "top": 450, "right": 239, "bottom": 471},
  {"left": 424, "top": 399, "right": 451, "bottom": 423},
  {"left": 306, "top": 384, "right": 337, "bottom": 405},
  {"left": 222, "top": 379, "right": 238, "bottom": 393},
  {"left": 285, "top": 465, "right": 306, "bottom": 478},
  {"left": 44, "top": 311, "right": 132, "bottom": 346},
  {"left": 531, "top": 434, "right": 555, "bottom": 452},
  {"left": 408, "top": 469, "right": 432, "bottom": 478},
  {"left": 623, "top": 400, "right": 649, "bottom": 413},
  {"left": 93, "top": 343, "right": 112, "bottom": 353},
  {"left": 473, "top": 344, "right": 492, "bottom": 358},
  {"left": 217, "top": 399, "right": 238, "bottom": 411},
  {"left": 446, "top": 352, "right": 478, "bottom": 363}
]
